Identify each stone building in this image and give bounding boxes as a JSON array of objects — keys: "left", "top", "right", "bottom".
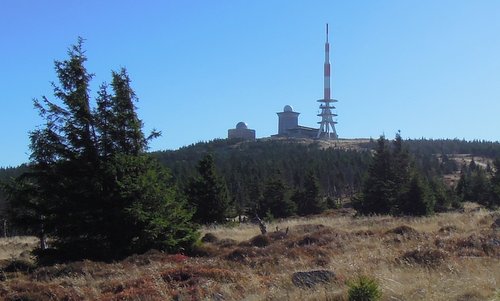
[
  {"left": 228, "top": 122, "right": 256, "bottom": 140},
  {"left": 274, "top": 105, "right": 317, "bottom": 138}
]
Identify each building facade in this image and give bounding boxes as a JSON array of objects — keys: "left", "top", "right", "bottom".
[
  {"left": 228, "top": 122, "right": 256, "bottom": 140},
  {"left": 274, "top": 105, "right": 317, "bottom": 138}
]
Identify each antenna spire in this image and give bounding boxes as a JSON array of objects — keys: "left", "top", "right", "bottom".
[{"left": 326, "top": 23, "right": 329, "bottom": 43}]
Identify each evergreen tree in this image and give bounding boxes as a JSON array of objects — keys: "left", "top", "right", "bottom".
[
  {"left": 95, "top": 83, "right": 114, "bottom": 158},
  {"left": 353, "top": 135, "right": 396, "bottom": 214},
  {"left": 390, "top": 132, "right": 412, "bottom": 214},
  {"left": 293, "top": 171, "right": 324, "bottom": 216},
  {"left": 455, "top": 170, "right": 469, "bottom": 202},
  {"left": 440, "top": 153, "right": 458, "bottom": 174},
  {"left": 6, "top": 39, "right": 197, "bottom": 261},
  {"left": 489, "top": 158, "right": 500, "bottom": 208},
  {"left": 3, "top": 177, "right": 48, "bottom": 249},
  {"left": 101, "top": 155, "right": 197, "bottom": 257},
  {"left": 399, "top": 174, "right": 435, "bottom": 216},
  {"left": 469, "top": 168, "right": 490, "bottom": 206},
  {"left": 260, "top": 175, "right": 295, "bottom": 218},
  {"left": 392, "top": 132, "right": 411, "bottom": 188},
  {"left": 353, "top": 133, "right": 436, "bottom": 216},
  {"left": 431, "top": 176, "right": 454, "bottom": 212},
  {"left": 186, "top": 154, "right": 230, "bottom": 224}
]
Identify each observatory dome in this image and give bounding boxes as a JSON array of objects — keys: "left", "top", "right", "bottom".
[
  {"left": 236, "top": 122, "right": 248, "bottom": 130},
  {"left": 284, "top": 105, "right": 294, "bottom": 112}
]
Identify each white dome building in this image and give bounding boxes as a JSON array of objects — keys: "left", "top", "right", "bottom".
[
  {"left": 228, "top": 121, "right": 256, "bottom": 140},
  {"left": 274, "top": 105, "right": 318, "bottom": 138}
]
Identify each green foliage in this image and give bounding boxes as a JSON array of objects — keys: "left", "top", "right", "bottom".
[
  {"left": 5, "top": 39, "right": 198, "bottom": 261},
  {"left": 354, "top": 133, "right": 436, "bottom": 216},
  {"left": 259, "top": 175, "right": 295, "bottom": 218},
  {"left": 5, "top": 122, "right": 500, "bottom": 237},
  {"left": 431, "top": 176, "right": 455, "bottom": 212},
  {"left": 98, "top": 155, "right": 198, "bottom": 257},
  {"left": 3, "top": 175, "right": 46, "bottom": 242},
  {"left": 456, "top": 158, "right": 499, "bottom": 209},
  {"left": 347, "top": 275, "right": 382, "bottom": 301},
  {"left": 153, "top": 139, "right": 373, "bottom": 215},
  {"left": 0, "top": 165, "right": 29, "bottom": 222},
  {"left": 152, "top": 137, "right": 500, "bottom": 217},
  {"left": 399, "top": 174, "right": 435, "bottom": 216},
  {"left": 186, "top": 154, "right": 230, "bottom": 224},
  {"left": 489, "top": 159, "right": 500, "bottom": 208},
  {"left": 293, "top": 171, "right": 325, "bottom": 216},
  {"left": 353, "top": 136, "right": 397, "bottom": 215},
  {"left": 470, "top": 168, "right": 490, "bottom": 206}
]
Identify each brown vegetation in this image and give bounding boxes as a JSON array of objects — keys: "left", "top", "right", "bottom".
[{"left": 0, "top": 203, "right": 498, "bottom": 300}]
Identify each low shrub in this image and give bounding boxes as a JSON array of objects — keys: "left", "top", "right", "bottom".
[
  {"left": 297, "top": 235, "right": 321, "bottom": 246},
  {"left": 201, "top": 233, "right": 219, "bottom": 243},
  {"left": 399, "top": 248, "right": 447, "bottom": 267},
  {"left": 249, "top": 234, "right": 270, "bottom": 248},
  {"left": 385, "top": 225, "right": 419, "bottom": 237},
  {"left": 189, "top": 244, "right": 218, "bottom": 257},
  {"left": 292, "top": 224, "right": 332, "bottom": 235},
  {"left": 225, "top": 248, "right": 257, "bottom": 263},
  {"left": 438, "top": 225, "right": 459, "bottom": 234},
  {"left": 2, "top": 259, "right": 36, "bottom": 273},
  {"left": 347, "top": 275, "right": 382, "bottom": 301},
  {"left": 215, "top": 238, "right": 237, "bottom": 248}
]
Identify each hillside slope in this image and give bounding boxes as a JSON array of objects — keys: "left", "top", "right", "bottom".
[{"left": 0, "top": 205, "right": 498, "bottom": 300}]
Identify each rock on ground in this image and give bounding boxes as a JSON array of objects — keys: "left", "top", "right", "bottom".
[{"left": 291, "top": 270, "right": 336, "bottom": 288}]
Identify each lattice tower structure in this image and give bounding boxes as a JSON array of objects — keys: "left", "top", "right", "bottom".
[{"left": 317, "top": 23, "right": 338, "bottom": 139}]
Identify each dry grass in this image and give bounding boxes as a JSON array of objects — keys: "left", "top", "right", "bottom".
[
  {"left": 0, "top": 236, "right": 38, "bottom": 261},
  {"left": 0, "top": 204, "right": 498, "bottom": 300}
]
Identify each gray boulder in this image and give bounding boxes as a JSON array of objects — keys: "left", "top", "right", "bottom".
[{"left": 292, "top": 270, "right": 336, "bottom": 288}]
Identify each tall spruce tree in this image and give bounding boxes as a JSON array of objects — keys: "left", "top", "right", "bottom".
[
  {"left": 186, "top": 154, "right": 230, "bottom": 224},
  {"left": 293, "top": 171, "right": 324, "bottom": 216},
  {"left": 260, "top": 174, "right": 295, "bottom": 218},
  {"left": 6, "top": 39, "right": 198, "bottom": 261},
  {"left": 470, "top": 168, "right": 490, "bottom": 206},
  {"left": 353, "top": 135, "right": 396, "bottom": 214},
  {"left": 390, "top": 132, "right": 413, "bottom": 214}
]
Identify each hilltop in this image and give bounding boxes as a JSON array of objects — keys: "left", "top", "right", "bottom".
[
  {"left": 152, "top": 136, "right": 500, "bottom": 202},
  {"left": 2, "top": 137, "right": 500, "bottom": 222}
]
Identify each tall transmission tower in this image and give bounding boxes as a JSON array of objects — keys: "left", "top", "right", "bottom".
[{"left": 317, "top": 23, "right": 338, "bottom": 139}]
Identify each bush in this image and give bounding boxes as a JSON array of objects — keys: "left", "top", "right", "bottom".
[
  {"left": 249, "top": 234, "right": 270, "bottom": 248},
  {"left": 2, "top": 258, "right": 37, "bottom": 273},
  {"left": 201, "top": 233, "right": 219, "bottom": 243},
  {"left": 347, "top": 275, "right": 382, "bottom": 301},
  {"left": 399, "top": 248, "right": 447, "bottom": 267}
]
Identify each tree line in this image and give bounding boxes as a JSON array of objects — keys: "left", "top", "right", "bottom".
[
  {"left": 456, "top": 157, "right": 500, "bottom": 209},
  {"left": 153, "top": 139, "right": 374, "bottom": 219}
]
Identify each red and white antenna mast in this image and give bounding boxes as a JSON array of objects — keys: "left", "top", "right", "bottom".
[{"left": 317, "top": 23, "right": 338, "bottom": 139}]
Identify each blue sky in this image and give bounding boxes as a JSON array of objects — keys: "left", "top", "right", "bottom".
[{"left": 1, "top": 1, "right": 500, "bottom": 167}]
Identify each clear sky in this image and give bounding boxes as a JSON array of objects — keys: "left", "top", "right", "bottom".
[{"left": 1, "top": 1, "right": 500, "bottom": 167}]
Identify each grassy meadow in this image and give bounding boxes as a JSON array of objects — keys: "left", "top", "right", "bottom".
[{"left": 0, "top": 203, "right": 498, "bottom": 301}]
